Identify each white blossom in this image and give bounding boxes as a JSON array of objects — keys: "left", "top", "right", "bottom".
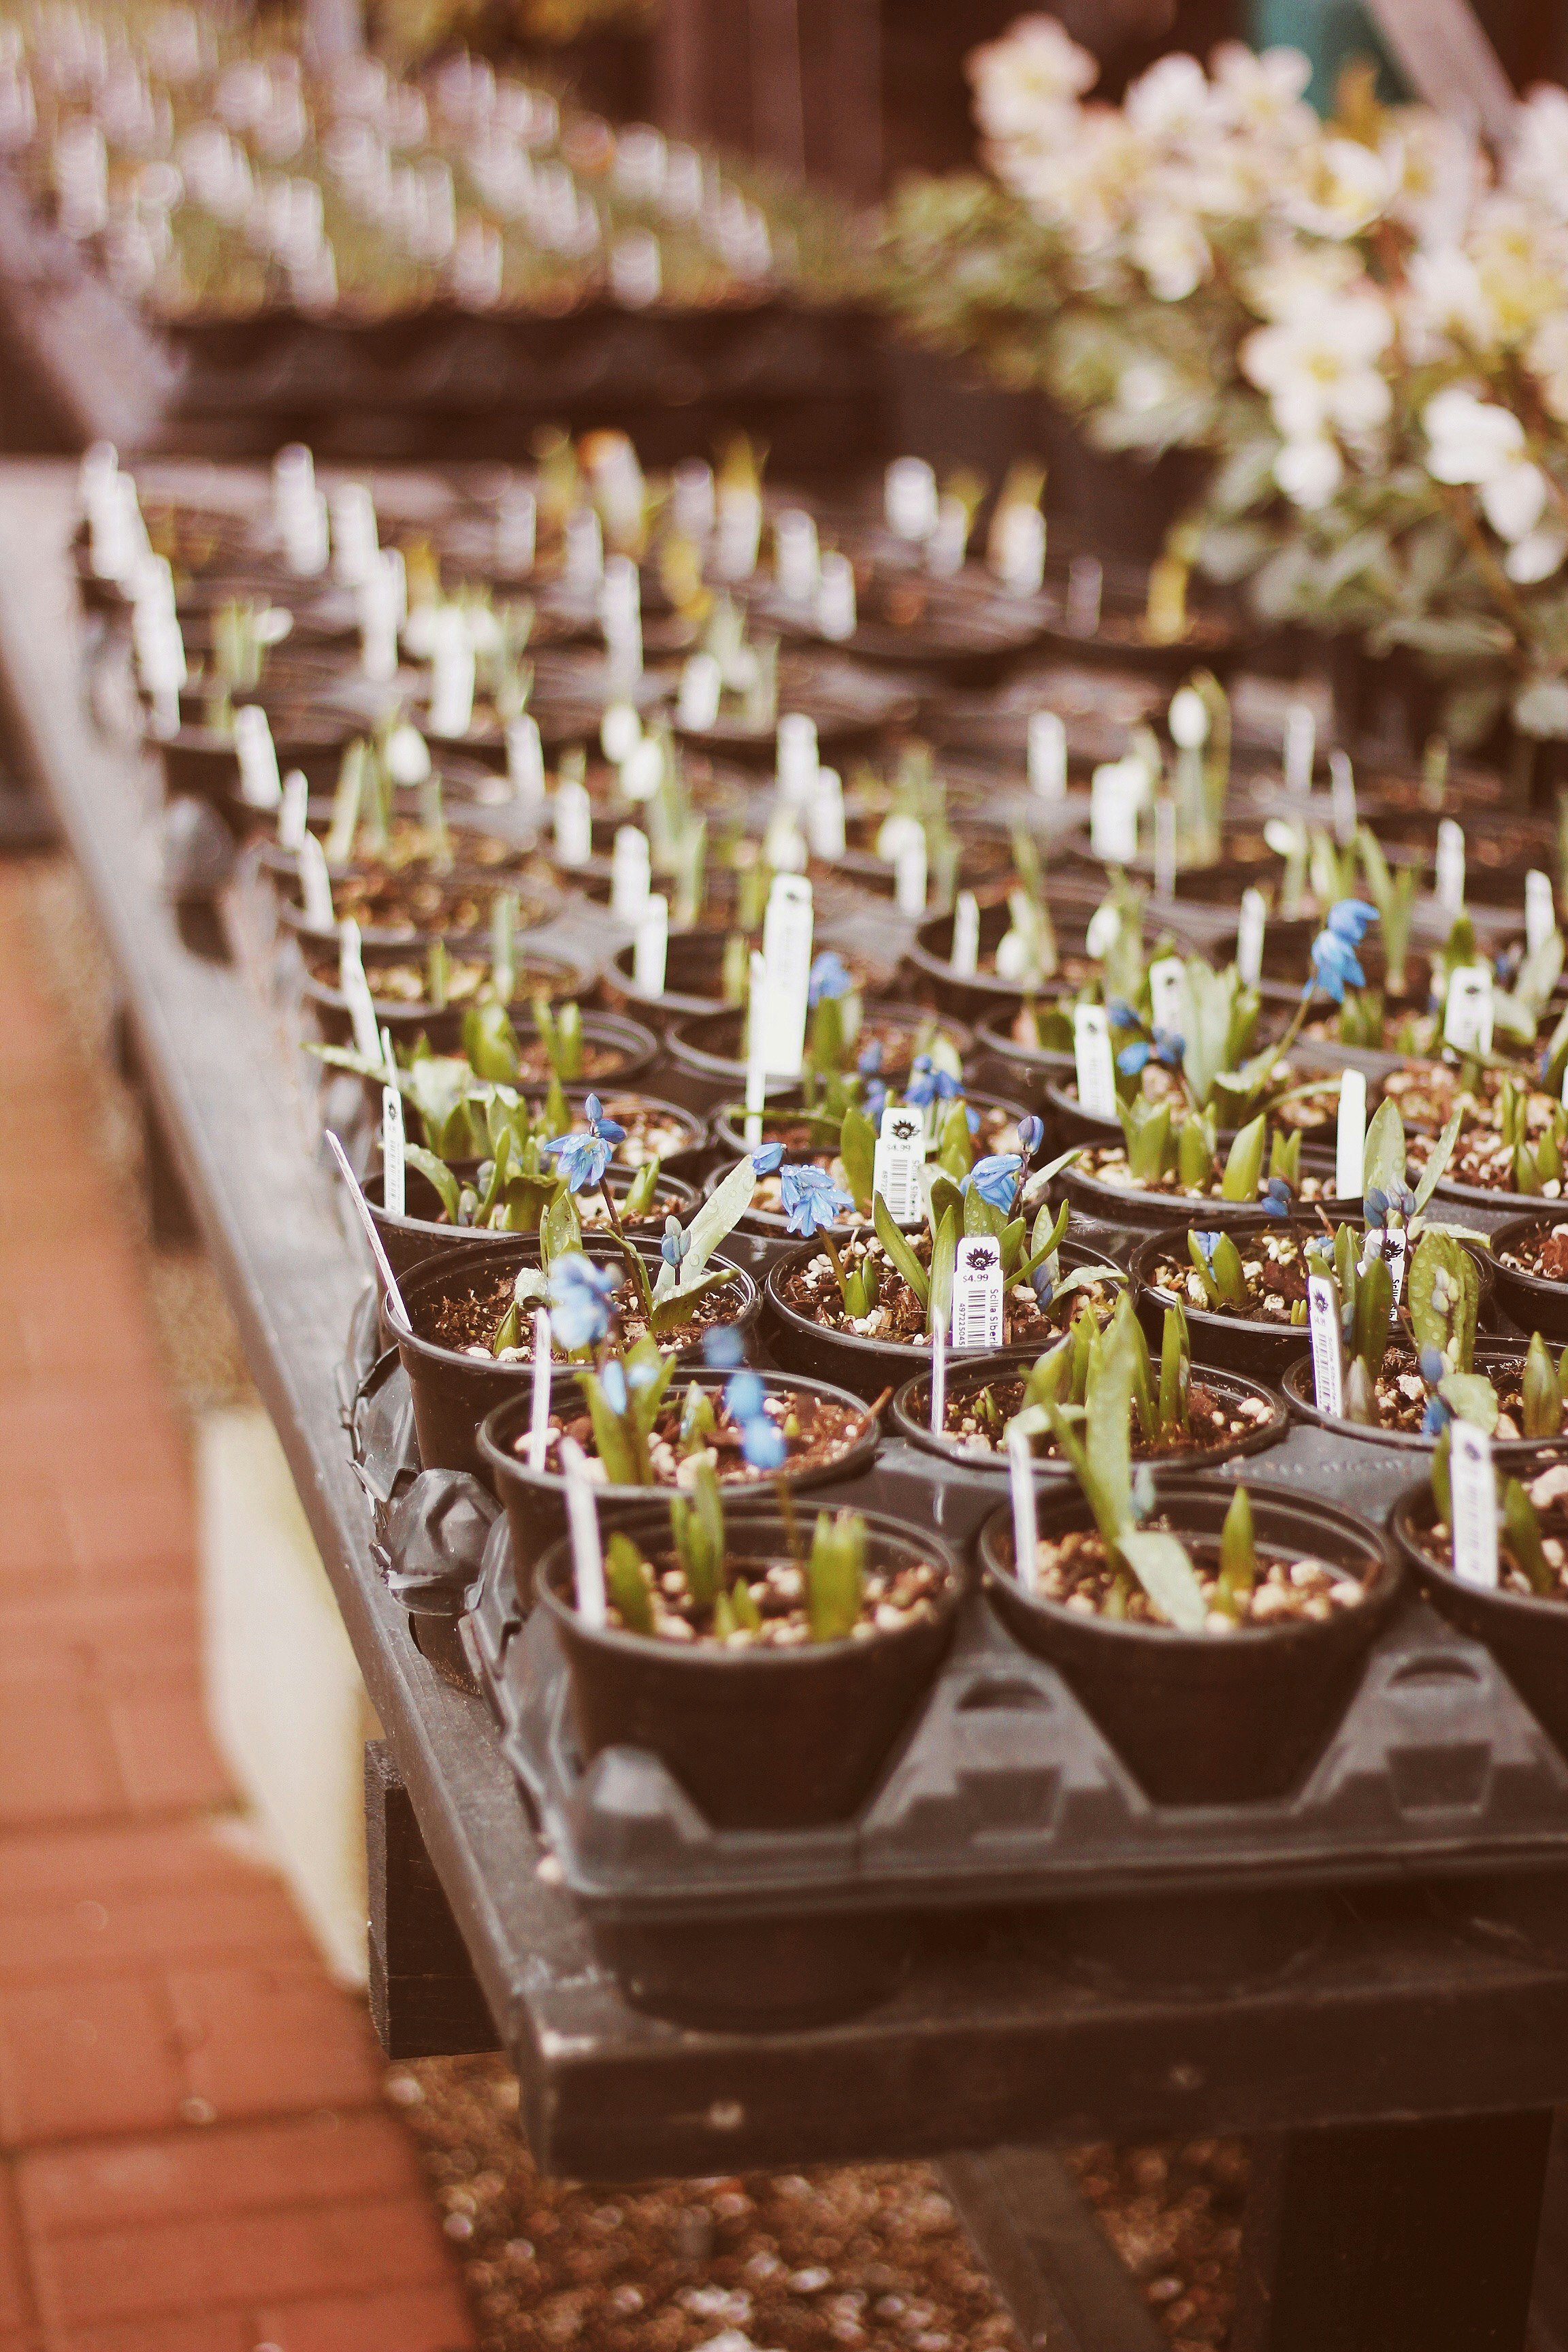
[
  {"left": 1241, "top": 291, "right": 1393, "bottom": 442},
  {"left": 968, "top": 14, "right": 1097, "bottom": 146},
  {"left": 1283, "top": 136, "right": 1393, "bottom": 239},
  {"left": 1274, "top": 436, "right": 1344, "bottom": 507}
]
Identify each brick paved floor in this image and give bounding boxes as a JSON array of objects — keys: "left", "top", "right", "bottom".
[{"left": 0, "top": 863, "right": 475, "bottom": 2352}]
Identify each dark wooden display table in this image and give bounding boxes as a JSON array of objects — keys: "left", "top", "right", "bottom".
[{"left": 4, "top": 457, "right": 1568, "bottom": 2350}]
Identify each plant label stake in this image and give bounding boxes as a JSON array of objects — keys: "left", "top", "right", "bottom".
[
  {"left": 1527, "top": 868, "right": 1556, "bottom": 954},
  {"left": 927, "top": 496, "right": 969, "bottom": 577},
  {"left": 951, "top": 890, "right": 980, "bottom": 978},
  {"left": 380, "top": 1024, "right": 405, "bottom": 1220},
  {"left": 338, "top": 920, "right": 381, "bottom": 1062},
  {"left": 1089, "top": 760, "right": 1139, "bottom": 862},
  {"left": 1009, "top": 1423, "right": 1040, "bottom": 1594},
  {"left": 1153, "top": 800, "right": 1177, "bottom": 901},
  {"left": 331, "top": 481, "right": 378, "bottom": 588},
  {"left": 1444, "top": 963, "right": 1493, "bottom": 1054},
  {"left": 816, "top": 552, "right": 857, "bottom": 642},
  {"left": 1237, "top": 887, "right": 1267, "bottom": 987},
  {"left": 929, "top": 1313, "right": 947, "bottom": 1437},
  {"left": 677, "top": 650, "right": 723, "bottom": 731},
  {"left": 777, "top": 712, "right": 819, "bottom": 802},
  {"left": 952, "top": 1235, "right": 1004, "bottom": 1350},
  {"left": 633, "top": 894, "right": 668, "bottom": 997},
  {"left": 1148, "top": 954, "right": 1187, "bottom": 1040},
  {"left": 496, "top": 483, "right": 536, "bottom": 574},
  {"left": 1074, "top": 1002, "right": 1117, "bottom": 1120},
  {"left": 528, "top": 1311, "right": 553, "bottom": 1471},
  {"left": 621, "top": 736, "right": 664, "bottom": 804},
  {"left": 894, "top": 830, "right": 928, "bottom": 917},
  {"left": 358, "top": 547, "right": 404, "bottom": 683},
  {"left": 805, "top": 764, "right": 846, "bottom": 860},
  {"left": 996, "top": 504, "right": 1045, "bottom": 595},
  {"left": 1028, "top": 710, "right": 1066, "bottom": 800},
  {"left": 298, "top": 833, "right": 334, "bottom": 930},
  {"left": 599, "top": 555, "right": 643, "bottom": 683},
  {"left": 1307, "top": 1270, "right": 1345, "bottom": 1417},
  {"left": 234, "top": 703, "right": 282, "bottom": 810},
  {"left": 429, "top": 606, "right": 476, "bottom": 739},
  {"left": 1450, "top": 1421, "right": 1499, "bottom": 1590},
  {"left": 1284, "top": 702, "right": 1316, "bottom": 796},
  {"left": 1337, "top": 1068, "right": 1367, "bottom": 1200},
  {"left": 773, "top": 507, "right": 821, "bottom": 602},
  {"left": 506, "top": 715, "right": 546, "bottom": 810},
  {"left": 874, "top": 1104, "right": 927, "bottom": 1224},
  {"left": 557, "top": 1437, "right": 607, "bottom": 1629},
  {"left": 325, "top": 1129, "right": 410, "bottom": 1330},
  {"left": 610, "top": 825, "right": 651, "bottom": 921},
  {"left": 886, "top": 456, "right": 939, "bottom": 542},
  {"left": 278, "top": 769, "right": 309, "bottom": 853},
  {"left": 553, "top": 775, "right": 593, "bottom": 868},
  {"left": 1330, "top": 748, "right": 1358, "bottom": 845},
  {"left": 745, "top": 949, "right": 768, "bottom": 1146},
  {"left": 757, "top": 874, "right": 814, "bottom": 1079},
  {"left": 1363, "top": 1223, "right": 1409, "bottom": 1303},
  {"left": 1437, "top": 819, "right": 1467, "bottom": 914},
  {"left": 601, "top": 701, "right": 641, "bottom": 765},
  {"left": 1065, "top": 555, "right": 1102, "bottom": 638}
]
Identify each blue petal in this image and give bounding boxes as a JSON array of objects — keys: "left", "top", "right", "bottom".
[
  {"left": 740, "top": 1418, "right": 787, "bottom": 1470},
  {"left": 1117, "top": 1042, "right": 1152, "bottom": 1075},
  {"left": 1327, "top": 898, "right": 1379, "bottom": 945},
  {"left": 1422, "top": 1394, "right": 1452, "bottom": 1435},
  {"left": 702, "top": 1324, "right": 746, "bottom": 1369},
  {"left": 750, "top": 1141, "right": 785, "bottom": 1175},
  {"left": 1017, "top": 1114, "right": 1045, "bottom": 1159},
  {"left": 808, "top": 951, "right": 851, "bottom": 1005},
  {"left": 725, "top": 1369, "right": 766, "bottom": 1424},
  {"left": 600, "top": 1360, "right": 628, "bottom": 1414},
  {"left": 1418, "top": 1343, "right": 1447, "bottom": 1385}
]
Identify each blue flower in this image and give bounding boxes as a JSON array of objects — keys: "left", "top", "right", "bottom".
[
  {"left": 548, "top": 1253, "right": 619, "bottom": 1350},
  {"left": 547, "top": 1129, "right": 615, "bottom": 1193},
  {"left": 725, "top": 1369, "right": 766, "bottom": 1423},
  {"left": 1309, "top": 930, "right": 1366, "bottom": 1004},
  {"left": 1192, "top": 1230, "right": 1223, "bottom": 1264},
  {"left": 1262, "top": 1177, "right": 1293, "bottom": 1218},
  {"left": 1107, "top": 998, "right": 1138, "bottom": 1031},
  {"left": 904, "top": 1054, "right": 960, "bottom": 1108},
  {"left": 857, "top": 1039, "right": 883, "bottom": 1077},
  {"left": 740, "top": 1415, "right": 787, "bottom": 1470},
  {"left": 1422, "top": 1394, "right": 1452, "bottom": 1435},
  {"left": 702, "top": 1324, "right": 747, "bottom": 1369},
  {"left": 779, "top": 1162, "right": 853, "bottom": 1237},
  {"left": 750, "top": 1140, "right": 785, "bottom": 1175},
  {"left": 862, "top": 1079, "right": 888, "bottom": 1126},
  {"left": 1154, "top": 1028, "right": 1185, "bottom": 1067},
  {"left": 966, "top": 1154, "right": 1023, "bottom": 1211},
  {"left": 583, "top": 1093, "right": 627, "bottom": 1143},
  {"left": 808, "top": 951, "right": 852, "bottom": 1006},
  {"left": 1327, "top": 898, "right": 1379, "bottom": 945},
  {"left": 599, "top": 1359, "right": 628, "bottom": 1414},
  {"left": 660, "top": 1215, "right": 690, "bottom": 1269},
  {"left": 1031, "top": 1264, "right": 1055, "bottom": 1306},
  {"left": 1363, "top": 1186, "right": 1388, "bottom": 1228},
  {"left": 1118, "top": 1041, "right": 1152, "bottom": 1076},
  {"left": 1017, "top": 1113, "right": 1045, "bottom": 1160},
  {"left": 1418, "top": 1343, "right": 1447, "bottom": 1386}
]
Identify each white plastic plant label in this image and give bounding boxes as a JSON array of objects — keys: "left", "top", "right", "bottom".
[
  {"left": 926, "top": 496, "right": 969, "bottom": 577},
  {"left": 234, "top": 702, "right": 282, "bottom": 810},
  {"left": 1283, "top": 702, "right": 1316, "bottom": 796},
  {"left": 428, "top": 606, "right": 476, "bottom": 739},
  {"left": 1450, "top": 1420, "right": 1499, "bottom": 1590},
  {"left": 1336, "top": 1067, "right": 1367, "bottom": 1200},
  {"left": 1028, "top": 710, "right": 1066, "bottom": 801},
  {"left": 777, "top": 712, "right": 819, "bottom": 802},
  {"left": 715, "top": 484, "right": 762, "bottom": 581},
  {"left": 930, "top": 1313, "right": 947, "bottom": 1437},
  {"left": 563, "top": 507, "right": 603, "bottom": 595},
  {"left": 950, "top": 891, "right": 981, "bottom": 979},
  {"left": 331, "top": 482, "right": 378, "bottom": 587},
  {"left": 1436, "top": 818, "right": 1466, "bottom": 914},
  {"left": 951, "top": 1234, "right": 1004, "bottom": 1349},
  {"left": 885, "top": 456, "right": 938, "bottom": 542},
  {"left": 1329, "top": 749, "right": 1358, "bottom": 846},
  {"left": 894, "top": 831, "right": 928, "bottom": 917},
  {"left": 298, "top": 833, "right": 334, "bottom": 929},
  {"left": 676, "top": 651, "right": 723, "bottom": 732},
  {"left": 598, "top": 553, "right": 642, "bottom": 678},
  {"left": 804, "top": 766, "right": 846, "bottom": 860},
  {"left": 381, "top": 1078, "right": 406, "bottom": 1220},
  {"left": 756, "top": 874, "right": 815, "bottom": 1077},
  {"left": 338, "top": 920, "right": 381, "bottom": 1062},
  {"left": 506, "top": 715, "right": 545, "bottom": 807},
  {"left": 633, "top": 894, "right": 668, "bottom": 996},
  {"left": 553, "top": 777, "right": 593, "bottom": 868},
  {"left": 995, "top": 504, "right": 1045, "bottom": 595},
  {"left": 1089, "top": 761, "right": 1139, "bottom": 862},
  {"left": 528, "top": 1311, "right": 553, "bottom": 1470},
  {"left": 610, "top": 825, "right": 651, "bottom": 921},
  {"left": 873, "top": 1103, "right": 926, "bottom": 1224},
  {"left": 359, "top": 549, "right": 404, "bottom": 683},
  {"left": 1008, "top": 1422, "right": 1039, "bottom": 1594},
  {"left": 816, "top": 552, "right": 857, "bottom": 642},
  {"left": 278, "top": 769, "right": 309, "bottom": 853},
  {"left": 557, "top": 1437, "right": 606, "bottom": 1628},
  {"left": 1443, "top": 963, "right": 1493, "bottom": 1054},
  {"left": 672, "top": 459, "right": 715, "bottom": 542},
  {"left": 1074, "top": 1002, "right": 1117, "bottom": 1118},
  {"left": 1307, "top": 1271, "right": 1345, "bottom": 1417},
  {"left": 1148, "top": 955, "right": 1187, "bottom": 1040},
  {"left": 745, "top": 949, "right": 768, "bottom": 1147},
  {"left": 495, "top": 484, "right": 536, "bottom": 575},
  {"left": 1527, "top": 868, "right": 1556, "bottom": 954},
  {"left": 773, "top": 506, "right": 821, "bottom": 602},
  {"left": 283, "top": 487, "right": 329, "bottom": 578},
  {"left": 1234, "top": 891, "right": 1267, "bottom": 990},
  {"left": 1065, "top": 555, "right": 1101, "bottom": 638},
  {"left": 1153, "top": 801, "right": 1177, "bottom": 902},
  {"left": 621, "top": 736, "right": 664, "bottom": 803},
  {"left": 1362, "top": 1224, "right": 1408, "bottom": 1304},
  {"left": 600, "top": 700, "right": 641, "bottom": 765}
]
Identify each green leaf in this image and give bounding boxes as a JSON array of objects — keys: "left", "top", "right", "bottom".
[
  {"left": 1412, "top": 1109, "right": 1464, "bottom": 1215},
  {"left": 1081, "top": 1316, "right": 1135, "bottom": 1542},
  {"left": 624, "top": 1335, "right": 677, "bottom": 1435},
  {"left": 1216, "top": 1484, "right": 1255, "bottom": 1614},
  {"left": 1220, "top": 1113, "right": 1267, "bottom": 1203},
  {"left": 806, "top": 1508, "right": 866, "bottom": 1642},
  {"left": 928, "top": 1206, "right": 958, "bottom": 1337},
  {"left": 1503, "top": 1477, "right": 1555, "bottom": 1595},
  {"left": 464, "top": 1000, "right": 519, "bottom": 1083},
  {"left": 1115, "top": 1529, "right": 1209, "bottom": 1631},
  {"left": 873, "top": 1192, "right": 930, "bottom": 1308},
  {"left": 670, "top": 1460, "right": 724, "bottom": 1610},
  {"left": 403, "top": 1144, "right": 460, "bottom": 1224},
  {"left": 581, "top": 1371, "right": 647, "bottom": 1486},
  {"left": 937, "top": 1100, "right": 974, "bottom": 1179},
  {"left": 623, "top": 1155, "right": 661, "bottom": 1217},
  {"left": 649, "top": 1267, "right": 736, "bottom": 1335},
  {"left": 1353, "top": 1250, "right": 1393, "bottom": 1380},
  {"left": 1439, "top": 1371, "right": 1499, "bottom": 1432},
  {"left": 1158, "top": 1301, "right": 1190, "bottom": 1439},
  {"left": 1180, "top": 958, "right": 1238, "bottom": 1109},
  {"left": 840, "top": 1106, "right": 877, "bottom": 1213},
  {"left": 604, "top": 1532, "right": 655, "bottom": 1633},
  {"left": 1177, "top": 1114, "right": 1214, "bottom": 1189},
  {"left": 541, "top": 1186, "right": 583, "bottom": 1267},
  {"left": 653, "top": 1154, "right": 756, "bottom": 1301},
  {"left": 1524, "top": 1331, "right": 1563, "bottom": 1438},
  {"left": 1362, "top": 1098, "right": 1406, "bottom": 1198}
]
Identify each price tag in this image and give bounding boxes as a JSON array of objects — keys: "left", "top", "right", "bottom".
[
  {"left": 926, "top": 495, "right": 969, "bottom": 578},
  {"left": 930, "top": 1313, "right": 947, "bottom": 1437},
  {"left": 1284, "top": 703, "right": 1316, "bottom": 797},
  {"left": 1074, "top": 1002, "right": 1117, "bottom": 1119},
  {"left": 1362, "top": 1224, "right": 1408, "bottom": 1303},
  {"left": 554, "top": 777, "right": 593, "bottom": 867},
  {"left": 994, "top": 504, "right": 1045, "bottom": 595},
  {"left": 338, "top": 920, "right": 382, "bottom": 1061},
  {"left": 1436, "top": 818, "right": 1466, "bottom": 915},
  {"left": 1443, "top": 963, "right": 1493, "bottom": 1054},
  {"left": 381, "top": 1077, "right": 406, "bottom": 1220},
  {"left": 894, "top": 831, "right": 928, "bottom": 916},
  {"left": 601, "top": 700, "right": 642, "bottom": 765},
  {"left": 428, "top": 606, "right": 475, "bottom": 739},
  {"left": 757, "top": 873, "right": 814, "bottom": 1077},
  {"left": 805, "top": 766, "right": 846, "bottom": 860},
  {"left": 816, "top": 552, "right": 857, "bottom": 642},
  {"left": 610, "top": 826, "right": 651, "bottom": 921},
  {"left": 1065, "top": 555, "right": 1102, "bottom": 638},
  {"left": 1527, "top": 868, "right": 1556, "bottom": 954},
  {"left": 297, "top": 833, "right": 334, "bottom": 930},
  {"left": 1009, "top": 1423, "right": 1039, "bottom": 1594},
  {"left": 1148, "top": 955, "right": 1188, "bottom": 1041},
  {"left": 951, "top": 1234, "right": 1004, "bottom": 1349},
  {"left": 633, "top": 894, "right": 668, "bottom": 996},
  {"left": 278, "top": 769, "right": 310, "bottom": 853},
  {"left": 1153, "top": 800, "right": 1177, "bottom": 901},
  {"left": 234, "top": 702, "right": 282, "bottom": 810},
  {"left": 951, "top": 891, "right": 980, "bottom": 979},
  {"left": 873, "top": 1104, "right": 927, "bottom": 1223},
  {"left": 1336, "top": 1067, "right": 1367, "bottom": 1200},
  {"left": 557, "top": 1436, "right": 606, "bottom": 1629},
  {"left": 777, "top": 713, "right": 819, "bottom": 802},
  {"left": 331, "top": 482, "right": 378, "bottom": 588},
  {"left": 1450, "top": 1420, "right": 1499, "bottom": 1590},
  {"left": 506, "top": 715, "right": 545, "bottom": 808},
  {"left": 1329, "top": 749, "right": 1358, "bottom": 845},
  {"left": 676, "top": 651, "right": 723, "bottom": 732},
  {"left": 1236, "top": 887, "right": 1267, "bottom": 987},
  {"left": 1090, "top": 760, "right": 1139, "bottom": 862},
  {"left": 773, "top": 507, "right": 821, "bottom": 602},
  {"left": 621, "top": 736, "right": 664, "bottom": 802},
  {"left": 1307, "top": 1271, "right": 1345, "bottom": 1418},
  {"left": 886, "top": 457, "right": 938, "bottom": 542},
  {"left": 1028, "top": 710, "right": 1066, "bottom": 802}
]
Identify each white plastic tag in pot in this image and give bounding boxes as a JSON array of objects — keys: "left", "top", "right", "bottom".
[
  {"left": 885, "top": 457, "right": 938, "bottom": 542},
  {"left": 1237, "top": 887, "right": 1267, "bottom": 987},
  {"left": 873, "top": 1103, "right": 926, "bottom": 1224},
  {"left": 676, "top": 651, "right": 723, "bottom": 732},
  {"left": 1450, "top": 1420, "right": 1499, "bottom": 1590},
  {"left": 633, "top": 894, "right": 668, "bottom": 996},
  {"left": 757, "top": 873, "right": 815, "bottom": 1077},
  {"left": 1028, "top": 710, "right": 1066, "bottom": 801},
  {"left": 235, "top": 702, "right": 282, "bottom": 810},
  {"left": 1436, "top": 819, "right": 1466, "bottom": 915},
  {"left": 1073, "top": 1002, "right": 1117, "bottom": 1119},
  {"left": 1307, "top": 1271, "right": 1345, "bottom": 1417},
  {"left": 610, "top": 825, "right": 651, "bottom": 921},
  {"left": 1443, "top": 963, "right": 1492, "bottom": 1054},
  {"left": 951, "top": 1234, "right": 1004, "bottom": 1349}
]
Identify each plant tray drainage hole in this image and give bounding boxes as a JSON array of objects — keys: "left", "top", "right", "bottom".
[{"left": 958, "top": 1678, "right": 1053, "bottom": 1714}]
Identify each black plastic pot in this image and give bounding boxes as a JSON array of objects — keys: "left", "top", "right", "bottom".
[
  {"left": 1490, "top": 1211, "right": 1568, "bottom": 1342},
  {"left": 363, "top": 1162, "right": 698, "bottom": 1282},
  {"left": 1058, "top": 1150, "right": 1357, "bottom": 1236},
  {"left": 973, "top": 1001, "right": 1075, "bottom": 1102},
  {"left": 159, "top": 709, "right": 353, "bottom": 806},
  {"left": 535, "top": 1503, "right": 962, "bottom": 1829},
  {"left": 761, "top": 1236, "right": 1120, "bottom": 1405},
  {"left": 390, "top": 1236, "right": 760, "bottom": 1478},
  {"left": 478, "top": 1367, "right": 880, "bottom": 1603},
  {"left": 666, "top": 1000, "right": 973, "bottom": 1107},
  {"left": 1281, "top": 1339, "right": 1534, "bottom": 1454},
  {"left": 1130, "top": 1220, "right": 1500, "bottom": 1384},
  {"left": 710, "top": 1081, "right": 1028, "bottom": 1169},
  {"left": 1392, "top": 1467, "right": 1568, "bottom": 1763},
  {"left": 275, "top": 860, "right": 556, "bottom": 951},
  {"left": 977, "top": 1474, "right": 1401, "bottom": 1804},
  {"left": 889, "top": 1359, "right": 1288, "bottom": 1477},
  {"left": 602, "top": 927, "right": 751, "bottom": 1025},
  {"left": 1045, "top": 1068, "right": 1337, "bottom": 1155},
  {"left": 302, "top": 942, "right": 594, "bottom": 1052}
]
